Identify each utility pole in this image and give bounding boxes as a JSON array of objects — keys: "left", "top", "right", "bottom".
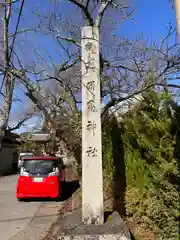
[{"left": 175, "top": 0, "right": 180, "bottom": 40}]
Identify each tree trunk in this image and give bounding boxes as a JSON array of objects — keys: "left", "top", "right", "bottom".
[{"left": 0, "top": 1, "right": 13, "bottom": 149}]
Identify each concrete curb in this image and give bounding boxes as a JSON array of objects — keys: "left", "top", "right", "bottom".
[
  {"left": 42, "top": 189, "right": 80, "bottom": 240},
  {"left": 56, "top": 235, "right": 130, "bottom": 240}
]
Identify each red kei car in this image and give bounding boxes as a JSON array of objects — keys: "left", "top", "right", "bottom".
[{"left": 16, "top": 156, "right": 65, "bottom": 201}]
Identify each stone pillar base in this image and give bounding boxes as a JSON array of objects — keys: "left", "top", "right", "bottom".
[{"left": 50, "top": 211, "right": 131, "bottom": 240}]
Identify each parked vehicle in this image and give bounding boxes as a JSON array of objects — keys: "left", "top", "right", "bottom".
[
  {"left": 18, "top": 152, "right": 34, "bottom": 170},
  {"left": 16, "top": 156, "right": 65, "bottom": 201}
]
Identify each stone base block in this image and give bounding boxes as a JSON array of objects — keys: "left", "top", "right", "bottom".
[{"left": 51, "top": 211, "right": 131, "bottom": 240}]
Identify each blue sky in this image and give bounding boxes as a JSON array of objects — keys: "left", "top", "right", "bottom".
[
  {"left": 3, "top": 0, "right": 178, "bottom": 134},
  {"left": 120, "top": 0, "right": 176, "bottom": 40}
]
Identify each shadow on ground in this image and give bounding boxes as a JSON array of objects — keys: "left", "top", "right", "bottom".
[{"left": 0, "top": 169, "right": 18, "bottom": 177}]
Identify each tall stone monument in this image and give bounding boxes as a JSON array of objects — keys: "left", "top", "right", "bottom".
[{"left": 81, "top": 26, "right": 104, "bottom": 225}]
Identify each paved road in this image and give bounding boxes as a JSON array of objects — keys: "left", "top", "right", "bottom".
[{"left": 0, "top": 174, "right": 43, "bottom": 240}]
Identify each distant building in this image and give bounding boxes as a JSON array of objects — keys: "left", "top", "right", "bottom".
[
  {"left": 28, "top": 133, "right": 50, "bottom": 142},
  {"left": 101, "top": 93, "right": 143, "bottom": 122},
  {"left": 21, "top": 132, "right": 51, "bottom": 155}
]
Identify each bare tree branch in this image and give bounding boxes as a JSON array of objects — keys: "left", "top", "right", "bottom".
[
  {"left": 101, "top": 81, "right": 180, "bottom": 121},
  {"left": 68, "top": 0, "right": 94, "bottom": 26},
  {"left": 8, "top": 115, "right": 32, "bottom": 131},
  {"left": 8, "top": 28, "right": 34, "bottom": 38},
  {"left": 95, "top": 1, "right": 111, "bottom": 28}
]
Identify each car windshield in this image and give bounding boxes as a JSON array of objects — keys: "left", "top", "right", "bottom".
[{"left": 22, "top": 160, "right": 57, "bottom": 175}]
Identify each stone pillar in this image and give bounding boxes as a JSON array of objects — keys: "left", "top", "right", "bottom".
[{"left": 81, "top": 26, "right": 104, "bottom": 225}]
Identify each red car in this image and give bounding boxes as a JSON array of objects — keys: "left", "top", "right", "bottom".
[{"left": 16, "top": 156, "right": 65, "bottom": 200}]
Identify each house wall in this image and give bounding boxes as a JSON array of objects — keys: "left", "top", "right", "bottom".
[{"left": 0, "top": 143, "right": 19, "bottom": 174}]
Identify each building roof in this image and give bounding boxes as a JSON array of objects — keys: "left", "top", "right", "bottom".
[
  {"left": 2, "top": 131, "right": 21, "bottom": 145},
  {"left": 27, "top": 133, "right": 50, "bottom": 141}
]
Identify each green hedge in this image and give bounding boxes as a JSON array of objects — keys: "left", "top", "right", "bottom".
[{"left": 102, "top": 90, "right": 179, "bottom": 239}]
